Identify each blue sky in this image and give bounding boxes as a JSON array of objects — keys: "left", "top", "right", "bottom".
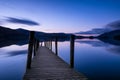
[{"left": 0, "top": 0, "right": 120, "bottom": 33}]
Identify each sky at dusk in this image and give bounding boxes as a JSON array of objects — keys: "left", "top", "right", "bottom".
[{"left": 0, "top": 0, "right": 120, "bottom": 33}]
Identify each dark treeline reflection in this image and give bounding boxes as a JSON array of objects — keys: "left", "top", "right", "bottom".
[
  {"left": 0, "top": 39, "right": 28, "bottom": 48},
  {"left": 0, "top": 38, "right": 120, "bottom": 55},
  {"left": 0, "top": 37, "right": 70, "bottom": 48}
]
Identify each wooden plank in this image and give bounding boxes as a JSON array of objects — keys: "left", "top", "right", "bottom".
[{"left": 23, "top": 47, "right": 87, "bottom": 80}]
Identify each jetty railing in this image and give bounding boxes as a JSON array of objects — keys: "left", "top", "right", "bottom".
[{"left": 26, "top": 31, "right": 75, "bottom": 69}]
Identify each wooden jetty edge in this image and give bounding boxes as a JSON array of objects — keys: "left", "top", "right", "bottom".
[{"left": 23, "top": 31, "right": 87, "bottom": 80}]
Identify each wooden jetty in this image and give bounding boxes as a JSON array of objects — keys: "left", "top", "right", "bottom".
[{"left": 23, "top": 31, "right": 87, "bottom": 80}]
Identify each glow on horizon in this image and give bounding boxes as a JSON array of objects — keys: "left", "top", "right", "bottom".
[{"left": 0, "top": 0, "right": 120, "bottom": 33}]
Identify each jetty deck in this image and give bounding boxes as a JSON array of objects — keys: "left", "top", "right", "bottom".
[{"left": 23, "top": 46, "right": 87, "bottom": 80}]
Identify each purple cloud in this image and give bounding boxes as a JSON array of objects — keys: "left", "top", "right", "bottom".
[{"left": 6, "top": 17, "right": 39, "bottom": 26}]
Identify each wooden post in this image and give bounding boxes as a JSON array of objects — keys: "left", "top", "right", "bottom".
[
  {"left": 33, "top": 38, "right": 36, "bottom": 56},
  {"left": 39, "top": 42, "right": 41, "bottom": 47},
  {"left": 26, "top": 31, "right": 35, "bottom": 69},
  {"left": 41, "top": 42, "right": 42, "bottom": 46},
  {"left": 55, "top": 37, "right": 58, "bottom": 55},
  {"left": 49, "top": 41, "right": 50, "bottom": 49},
  {"left": 36, "top": 40, "right": 39, "bottom": 50},
  {"left": 44, "top": 42, "right": 46, "bottom": 47},
  {"left": 46, "top": 42, "right": 47, "bottom": 47},
  {"left": 50, "top": 40, "right": 52, "bottom": 50},
  {"left": 46, "top": 41, "right": 47, "bottom": 48},
  {"left": 70, "top": 35, "right": 75, "bottom": 68},
  {"left": 42, "top": 42, "right": 43, "bottom": 46},
  {"left": 45, "top": 41, "right": 47, "bottom": 47},
  {"left": 48, "top": 41, "right": 49, "bottom": 49},
  {"left": 47, "top": 41, "right": 49, "bottom": 49}
]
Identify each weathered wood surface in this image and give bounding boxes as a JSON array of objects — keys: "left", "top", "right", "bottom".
[{"left": 23, "top": 47, "right": 87, "bottom": 80}]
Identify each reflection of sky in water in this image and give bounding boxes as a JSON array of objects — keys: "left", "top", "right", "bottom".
[
  {"left": 0, "top": 45, "right": 27, "bottom": 57},
  {"left": 74, "top": 43, "right": 120, "bottom": 80},
  {"left": 57, "top": 40, "right": 120, "bottom": 80},
  {"left": 0, "top": 45, "right": 27, "bottom": 80},
  {"left": 58, "top": 41, "right": 70, "bottom": 64}
]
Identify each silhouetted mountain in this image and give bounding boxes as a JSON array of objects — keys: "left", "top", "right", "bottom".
[
  {"left": 0, "top": 26, "right": 71, "bottom": 41},
  {"left": 16, "top": 28, "right": 71, "bottom": 41},
  {"left": 0, "top": 26, "right": 28, "bottom": 47},
  {"left": 97, "top": 30, "right": 120, "bottom": 45},
  {"left": 0, "top": 26, "right": 27, "bottom": 41},
  {"left": 0, "top": 26, "right": 71, "bottom": 47},
  {"left": 15, "top": 28, "right": 29, "bottom": 35}
]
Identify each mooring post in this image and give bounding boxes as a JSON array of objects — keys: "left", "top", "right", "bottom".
[
  {"left": 46, "top": 41, "right": 47, "bottom": 47},
  {"left": 46, "top": 41, "right": 48, "bottom": 48},
  {"left": 41, "top": 42, "right": 43, "bottom": 46},
  {"left": 70, "top": 35, "right": 75, "bottom": 68},
  {"left": 50, "top": 40, "right": 52, "bottom": 50},
  {"left": 36, "top": 40, "right": 39, "bottom": 50},
  {"left": 55, "top": 37, "right": 58, "bottom": 55},
  {"left": 44, "top": 42, "right": 46, "bottom": 47},
  {"left": 49, "top": 41, "right": 50, "bottom": 49},
  {"left": 33, "top": 38, "right": 36, "bottom": 56},
  {"left": 45, "top": 41, "right": 47, "bottom": 47},
  {"left": 48, "top": 41, "right": 49, "bottom": 48},
  {"left": 26, "top": 31, "right": 35, "bottom": 69},
  {"left": 40, "top": 42, "right": 42, "bottom": 46},
  {"left": 39, "top": 42, "right": 41, "bottom": 47},
  {"left": 48, "top": 41, "right": 50, "bottom": 49},
  {"left": 47, "top": 41, "right": 49, "bottom": 49}
]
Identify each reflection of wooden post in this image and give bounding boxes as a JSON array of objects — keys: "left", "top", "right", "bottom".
[
  {"left": 70, "top": 35, "right": 75, "bottom": 68},
  {"left": 26, "top": 31, "right": 35, "bottom": 69},
  {"left": 55, "top": 37, "right": 58, "bottom": 55}
]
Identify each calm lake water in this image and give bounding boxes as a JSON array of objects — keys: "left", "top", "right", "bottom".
[{"left": 0, "top": 39, "right": 120, "bottom": 80}]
